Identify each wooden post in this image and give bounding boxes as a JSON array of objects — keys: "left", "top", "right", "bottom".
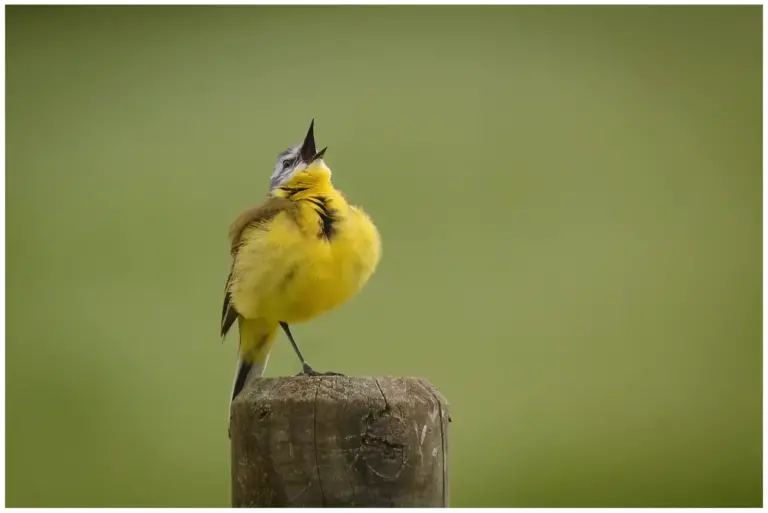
[{"left": 230, "top": 376, "right": 450, "bottom": 507}]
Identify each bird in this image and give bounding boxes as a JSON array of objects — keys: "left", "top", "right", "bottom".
[{"left": 221, "top": 120, "right": 381, "bottom": 406}]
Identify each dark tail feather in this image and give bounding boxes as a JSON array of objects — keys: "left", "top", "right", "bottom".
[{"left": 232, "top": 360, "right": 253, "bottom": 401}]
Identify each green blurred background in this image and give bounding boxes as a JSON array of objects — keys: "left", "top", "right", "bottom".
[{"left": 6, "top": 5, "right": 762, "bottom": 507}]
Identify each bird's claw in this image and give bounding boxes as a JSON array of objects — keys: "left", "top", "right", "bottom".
[{"left": 296, "top": 363, "right": 345, "bottom": 377}]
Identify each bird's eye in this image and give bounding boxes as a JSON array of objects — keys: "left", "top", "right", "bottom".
[{"left": 282, "top": 158, "right": 295, "bottom": 169}]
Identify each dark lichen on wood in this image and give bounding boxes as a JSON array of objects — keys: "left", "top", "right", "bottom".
[{"left": 230, "top": 376, "right": 450, "bottom": 507}]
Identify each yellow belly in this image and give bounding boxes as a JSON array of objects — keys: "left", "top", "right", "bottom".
[{"left": 230, "top": 204, "right": 381, "bottom": 325}]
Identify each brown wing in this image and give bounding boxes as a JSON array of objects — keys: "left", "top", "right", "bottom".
[
  {"left": 221, "top": 267, "right": 238, "bottom": 339},
  {"left": 228, "top": 196, "right": 299, "bottom": 254},
  {"left": 220, "top": 196, "right": 298, "bottom": 339}
]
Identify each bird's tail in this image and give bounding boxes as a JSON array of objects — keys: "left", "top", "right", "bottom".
[{"left": 230, "top": 317, "right": 277, "bottom": 405}]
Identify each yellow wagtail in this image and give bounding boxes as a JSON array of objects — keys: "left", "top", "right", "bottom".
[{"left": 221, "top": 120, "right": 381, "bottom": 404}]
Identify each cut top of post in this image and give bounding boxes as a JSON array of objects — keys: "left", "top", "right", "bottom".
[{"left": 230, "top": 376, "right": 450, "bottom": 508}]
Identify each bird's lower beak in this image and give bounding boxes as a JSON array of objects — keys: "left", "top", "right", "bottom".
[{"left": 311, "top": 147, "right": 327, "bottom": 163}]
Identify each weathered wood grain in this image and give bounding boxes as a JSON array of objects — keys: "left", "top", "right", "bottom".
[{"left": 230, "top": 376, "right": 450, "bottom": 507}]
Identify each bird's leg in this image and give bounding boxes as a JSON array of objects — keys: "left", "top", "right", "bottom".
[
  {"left": 279, "top": 321, "right": 310, "bottom": 371},
  {"left": 279, "top": 322, "right": 345, "bottom": 377}
]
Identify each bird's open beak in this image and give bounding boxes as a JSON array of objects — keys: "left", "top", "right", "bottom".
[
  {"left": 312, "top": 146, "right": 327, "bottom": 162},
  {"left": 299, "top": 119, "right": 328, "bottom": 163}
]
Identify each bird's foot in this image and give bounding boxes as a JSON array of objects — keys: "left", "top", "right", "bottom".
[{"left": 296, "top": 363, "right": 345, "bottom": 377}]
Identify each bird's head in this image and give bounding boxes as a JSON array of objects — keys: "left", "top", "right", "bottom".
[{"left": 269, "top": 120, "right": 330, "bottom": 191}]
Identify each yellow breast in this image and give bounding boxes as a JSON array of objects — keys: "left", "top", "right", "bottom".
[
  {"left": 230, "top": 189, "right": 381, "bottom": 325},
  {"left": 282, "top": 203, "right": 380, "bottom": 322}
]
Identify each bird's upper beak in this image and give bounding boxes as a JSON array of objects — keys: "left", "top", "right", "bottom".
[{"left": 299, "top": 119, "right": 327, "bottom": 164}]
